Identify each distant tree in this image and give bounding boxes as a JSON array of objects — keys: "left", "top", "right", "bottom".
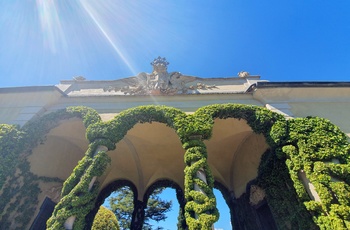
[
  {"left": 92, "top": 206, "right": 120, "bottom": 230},
  {"left": 108, "top": 187, "right": 172, "bottom": 230}
]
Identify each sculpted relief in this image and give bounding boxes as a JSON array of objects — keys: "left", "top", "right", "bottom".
[{"left": 104, "top": 57, "right": 216, "bottom": 95}]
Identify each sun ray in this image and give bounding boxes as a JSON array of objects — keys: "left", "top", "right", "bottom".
[{"left": 78, "top": 0, "right": 136, "bottom": 74}]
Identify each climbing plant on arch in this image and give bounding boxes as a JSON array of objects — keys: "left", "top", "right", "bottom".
[
  {"left": 47, "top": 105, "right": 220, "bottom": 229},
  {"left": 1, "top": 104, "right": 350, "bottom": 229},
  {"left": 0, "top": 106, "right": 101, "bottom": 229}
]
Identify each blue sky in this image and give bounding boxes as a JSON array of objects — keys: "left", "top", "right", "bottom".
[
  {"left": 1, "top": 1, "right": 349, "bottom": 229},
  {"left": 1, "top": 1, "right": 350, "bottom": 88}
]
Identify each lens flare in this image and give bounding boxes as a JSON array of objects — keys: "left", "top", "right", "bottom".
[
  {"left": 36, "top": 0, "right": 66, "bottom": 53},
  {"left": 78, "top": 0, "right": 136, "bottom": 74}
]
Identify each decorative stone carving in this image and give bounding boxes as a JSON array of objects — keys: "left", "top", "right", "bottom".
[
  {"left": 103, "top": 57, "right": 216, "bottom": 95},
  {"left": 238, "top": 71, "right": 250, "bottom": 78},
  {"left": 249, "top": 185, "right": 266, "bottom": 206}
]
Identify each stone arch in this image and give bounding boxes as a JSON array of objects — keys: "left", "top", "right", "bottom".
[
  {"left": 143, "top": 179, "right": 187, "bottom": 229},
  {"left": 44, "top": 104, "right": 350, "bottom": 229},
  {"left": 143, "top": 179, "right": 185, "bottom": 207},
  {"left": 28, "top": 118, "right": 88, "bottom": 181},
  {"left": 48, "top": 106, "right": 188, "bottom": 229},
  {"left": 86, "top": 105, "right": 186, "bottom": 146},
  {"left": 100, "top": 121, "right": 186, "bottom": 201},
  {"left": 195, "top": 104, "right": 285, "bottom": 191},
  {"left": 0, "top": 106, "right": 101, "bottom": 229},
  {"left": 195, "top": 104, "right": 286, "bottom": 229},
  {"left": 194, "top": 104, "right": 285, "bottom": 145},
  {"left": 205, "top": 117, "right": 269, "bottom": 197},
  {"left": 2, "top": 104, "right": 349, "bottom": 229}
]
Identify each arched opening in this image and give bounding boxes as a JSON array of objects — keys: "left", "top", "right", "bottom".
[
  {"left": 196, "top": 104, "right": 283, "bottom": 230},
  {"left": 88, "top": 179, "right": 185, "bottom": 230},
  {"left": 103, "top": 186, "right": 136, "bottom": 229},
  {"left": 47, "top": 105, "right": 289, "bottom": 229},
  {"left": 99, "top": 122, "right": 185, "bottom": 201},
  {"left": 87, "top": 180, "right": 138, "bottom": 230},
  {"left": 86, "top": 117, "right": 186, "bottom": 229},
  {"left": 12, "top": 104, "right": 349, "bottom": 230},
  {"left": 143, "top": 179, "right": 186, "bottom": 229},
  {"left": 205, "top": 118, "right": 268, "bottom": 197}
]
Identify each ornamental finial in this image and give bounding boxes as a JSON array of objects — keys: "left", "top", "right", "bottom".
[{"left": 150, "top": 56, "right": 169, "bottom": 69}]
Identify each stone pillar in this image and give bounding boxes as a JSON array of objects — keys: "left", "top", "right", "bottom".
[
  {"left": 298, "top": 170, "right": 321, "bottom": 202},
  {"left": 63, "top": 216, "right": 76, "bottom": 230},
  {"left": 88, "top": 146, "right": 108, "bottom": 191},
  {"left": 193, "top": 167, "right": 215, "bottom": 229},
  {"left": 193, "top": 167, "right": 208, "bottom": 197},
  {"left": 184, "top": 134, "right": 218, "bottom": 228}
]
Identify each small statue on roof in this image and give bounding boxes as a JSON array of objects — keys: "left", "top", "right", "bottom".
[
  {"left": 134, "top": 56, "right": 196, "bottom": 95},
  {"left": 238, "top": 71, "right": 250, "bottom": 78}
]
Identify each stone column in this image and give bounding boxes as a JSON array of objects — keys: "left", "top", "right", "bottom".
[
  {"left": 184, "top": 135, "right": 218, "bottom": 228},
  {"left": 298, "top": 170, "right": 321, "bottom": 202}
]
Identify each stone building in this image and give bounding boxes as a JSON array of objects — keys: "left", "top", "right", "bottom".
[{"left": 0, "top": 57, "right": 350, "bottom": 229}]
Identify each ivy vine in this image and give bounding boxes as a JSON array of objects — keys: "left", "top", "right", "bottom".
[
  {"left": 280, "top": 117, "right": 350, "bottom": 229},
  {"left": 1, "top": 104, "right": 350, "bottom": 230},
  {"left": 0, "top": 106, "right": 101, "bottom": 229}
]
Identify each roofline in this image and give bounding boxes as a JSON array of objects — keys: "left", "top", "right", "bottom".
[
  {"left": 246, "top": 81, "right": 350, "bottom": 92},
  {"left": 0, "top": 85, "right": 67, "bottom": 96}
]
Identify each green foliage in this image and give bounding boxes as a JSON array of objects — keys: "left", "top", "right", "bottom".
[
  {"left": 86, "top": 105, "right": 185, "bottom": 145},
  {"left": 109, "top": 187, "right": 172, "bottom": 230},
  {"left": 47, "top": 147, "right": 111, "bottom": 230},
  {"left": 0, "top": 124, "right": 23, "bottom": 190},
  {"left": 183, "top": 140, "right": 219, "bottom": 229},
  {"left": 0, "top": 106, "right": 98, "bottom": 229},
  {"left": 281, "top": 117, "right": 350, "bottom": 229},
  {"left": 257, "top": 150, "right": 317, "bottom": 229},
  {"left": 92, "top": 206, "right": 120, "bottom": 230},
  {"left": 1, "top": 104, "right": 350, "bottom": 230}
]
